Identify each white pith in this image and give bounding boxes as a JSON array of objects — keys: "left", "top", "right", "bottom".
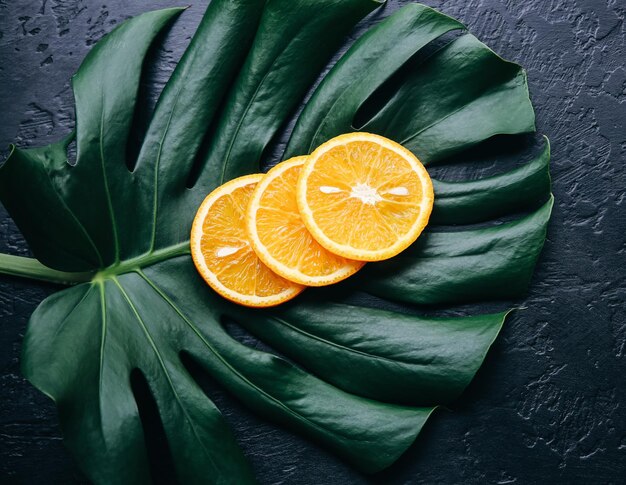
[{"left": 349, "top": 182, "right": 382, "bottom": 205}]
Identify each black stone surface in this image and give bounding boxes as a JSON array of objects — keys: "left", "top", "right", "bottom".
[{"left": 1, "top": 0, "right": 625, "bottom": 483}]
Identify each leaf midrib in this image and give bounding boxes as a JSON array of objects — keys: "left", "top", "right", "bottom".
[
  {"left": 148, "top": 82, "right": 185, "bottom": 253},
  {"left": 0, "top": 242, "right": 190, "bottom": 285},
  {"left": 397, "top": 76, "right": 523, "bottom": 147},
  {"left": 98, "top": 95, "right": 121, "bottom": 263}
]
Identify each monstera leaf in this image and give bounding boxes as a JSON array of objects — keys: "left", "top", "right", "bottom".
[{"left": 0, "top": 0, "right": 552, "bottom": 483}]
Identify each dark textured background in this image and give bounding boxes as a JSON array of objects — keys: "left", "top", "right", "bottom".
[{"left": 1, "top": 0, "right": 625, "bottom": 483}]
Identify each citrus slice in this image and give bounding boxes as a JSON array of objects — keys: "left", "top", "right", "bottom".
[
  {"left": 190, "top": 174, "right": 304, "bottom": 307},
  {"left": 297, "top": 132, "right": 434, "bottom": 262},
  {"left": 247, "top": 157, "right": 364, "bottom": 286}
]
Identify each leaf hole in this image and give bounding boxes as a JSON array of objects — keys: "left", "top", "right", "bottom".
[
  {"left": 184, "top": 48, "right": 247, "bottom": 190},
  {"left": 126, "top": 17, "right": 186, "bottom": 171},
  {"left": 352, "top": 30, "right": 463, "bottom": 130},
  {"left": 130, "top": 368, "right": 179, "bottom": 485},
  {"left": 184, "top": 111, "right": 221, "bottom": 189},
  {"left": 300, "top": 285, "right": 484, "bottom": 319},
  {"left": 260, "top": 114, "right": 299, "bottom": 171},
  {"left": 220, "top": 316, "right": 292, "bottom": 359},
  {"left": 66, "top": 138, "right": 77, "bottom": 166},
  {"left": 178, "top": 350, "right": 262, "bottom": 411},
  {"left": 271, "top": 5, "right": 395, "bottom": 162},
  {"left": 426, "top": 133, "right": 537, "bottom": 181}
]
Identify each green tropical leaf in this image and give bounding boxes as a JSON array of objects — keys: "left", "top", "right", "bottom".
[
  {"left": 0, "top": 1, "right": 552, "bottom": 483},
  {"left": 242, "top": 301, "right": 509, "bottom": 405}
]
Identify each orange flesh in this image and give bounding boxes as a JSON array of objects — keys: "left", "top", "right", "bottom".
[
  {"left": 304, "top": 140, "right": 427, "bottom": 253},
  {"left": 192, "top": 175, "right": 303, "bottom": 306},
  {"left": 250, "top": 158, "right": 363, "bottom": 285}
]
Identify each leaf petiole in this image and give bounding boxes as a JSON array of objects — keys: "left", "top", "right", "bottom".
[
  {"left": 0, "top": 253, "right": 94, "bottom": 285},
  {"left": 0, "top": 241, "right": 190, "bottom": 285}
]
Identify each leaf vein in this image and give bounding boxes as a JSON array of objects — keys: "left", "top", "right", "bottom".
[
  {"left": 269, "top": 316, "right": 424, "bottom": 367},
  {"left": 50, "top": 284, "right": 95, "bottom": 340},
  {"left": 137, "top": 270, "right": 380, "bottom": 444},
  {"left": 99, "top": 95, "right": 121, "bottom": 262},
  {"left": 219, "top": 35, "right": 302, "bottom": 184},
  {"left": 97, "top": 279, "right": 108, "bottom": 446},
  {"left": 149, "top": 83, "right": 185, "bottom": 252},
  {"left": 111, "top": 276, "right": 221, "bottom": 473}
]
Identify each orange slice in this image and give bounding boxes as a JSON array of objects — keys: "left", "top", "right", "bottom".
[
  {"left": 297, "top": 132, "right": 434, "bottom": 262},
  {"left": 247, "top": 157, "right": 364, "bottom": 286},
  {"left": 190, "top": 174, "right": 304, "bottom": 307}
]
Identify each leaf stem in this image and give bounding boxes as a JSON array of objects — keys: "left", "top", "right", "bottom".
[
  {"left": 0, "top": 253, "right": 94, "bottom": 285},
  {"left": 0, "top": 241, "right": 190, "bottom": 286}
]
